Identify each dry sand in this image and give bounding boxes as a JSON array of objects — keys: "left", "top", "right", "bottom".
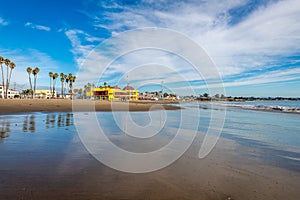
[{"left": 0, "top": 99, "right": 180, "bottom": 114}]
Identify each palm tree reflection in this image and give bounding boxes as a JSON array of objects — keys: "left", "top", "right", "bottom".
[
  {"left": 23, "top": 115, "right": 29, "bottom": 132},
  {"left": 22, "top": 115, "right": 35, "bottom": 133},
  {"left": 1, "top": 113, "right": 74, "bottom": 142},
  {"left": 29, "top": 115, "right": 35, "bottom": 133},
  {"left": 44, "top": 113, "right": 73, "bottom": 129},
  {"left": 0, "top": 119, "right": 10, "bottom": 141}
]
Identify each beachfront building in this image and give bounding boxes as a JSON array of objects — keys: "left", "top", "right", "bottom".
[
  {"left": 87, "top": 84, "right": 139, "bottom": 101},
  {"left": 138, "top": 92, "right": 159, "bottom": 100},
  {"left": 0, "top": 85, "right": 20, "bottom": 99},
  {"left": 35, "top": 90, "right": 56, "bottom": 99}
]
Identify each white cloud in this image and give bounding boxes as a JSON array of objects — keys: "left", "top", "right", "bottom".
[
  {"left": 25, "top": 22, "right": 51, "bottom": 31},
  {"left": 0, "top": 17, "right": 9, "bottom": 26},
  {"left": 67, "top": 0, "right": 300, "bottom": 95},
  {"left": 96, "top": 0, "right": 300, "bottom": 72},
  {"left": 191, "top": 67, "right": 300, "bottom": 90},
  {"left": 65, "top": 29, "right": 103, "bottom": 67},
  {"left": 0, "top": 48, "right": 61, "bottom": 90}
]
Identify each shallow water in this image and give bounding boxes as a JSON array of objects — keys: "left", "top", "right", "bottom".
[{"left": 1, "top": 107, "right": 300, "bottom": 170}]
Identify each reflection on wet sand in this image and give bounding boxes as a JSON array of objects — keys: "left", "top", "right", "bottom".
[
  {"left": 45, "top": 113, "right": 73, "bottom": 129},
  {"left": 0, "top": 113, "right": 73, "bottom": 140},
  {"left": 0, "top": 119, "right": 10, "bottom": 141}
]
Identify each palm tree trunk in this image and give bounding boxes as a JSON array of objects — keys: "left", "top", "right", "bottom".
[
  {"left": 65, "top": 82, "right": 68, "bottom": 98},
  {"left": 29, "top": 76, "right": 33, "bottom": 98},
  {"left": 34, "top": 76, "right": 37, "bottom": 98},
  {"left": 70, "top": 84, "right": 72, "bottom": 99},
  {"left": 5, "top": 65, "right": 9, "bottom": 98},
  {"left": 61, "top": 82, "right": 64, "bottom": 99},
  {"left": 50, "top": 78, "right": 52, "bottom": 98},
  {"left": 6, "top": 68, "right": 13, "bottom": 98},
  {"left": 0, "top": 64, "right": 4, "bottom": 99},
  {"left": 53, "top": 79, "right": 57, "bottom": 98},
  {"left": 52, "top": 80, "right": 55, "bottom": 98}
]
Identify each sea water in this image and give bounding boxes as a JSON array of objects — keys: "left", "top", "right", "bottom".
[{"left": 0, "top": 102, "right": 300, "bottom": 172}]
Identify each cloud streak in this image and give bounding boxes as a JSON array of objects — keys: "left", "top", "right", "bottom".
[
  {"left": 0, "top": 17, "right": 9, "bottom": 26},
  {"left": 25, "top": 22, "right": 51, "bottom": 31}
]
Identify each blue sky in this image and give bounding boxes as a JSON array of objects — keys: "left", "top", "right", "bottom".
[{"left": 0, "top": 0, "right": 300, "bottom": 97}]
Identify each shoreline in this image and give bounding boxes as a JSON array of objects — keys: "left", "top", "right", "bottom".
[{"left": 0, "top": 99, "right": 181, "bottom": 115}]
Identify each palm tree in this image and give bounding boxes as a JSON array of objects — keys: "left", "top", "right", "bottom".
[
  {"left": 84, "top": 83, "right": 91, "bottom": 98},
  {"left": 64, "top": 74, "right": 67, "bottom": 98},
  {"left": 60, "top": 73, "right": 65, "bottom": 98},
  {"left": 68, "top": 73, "right": 73, "bottom": 99},
  {"left": 0, "top": 56, "right": 4, "bottom": 98},
  {"left": 78, "top": 88, "right": 83, "bottom": 98},
  {"left": 52, "top": 73, "right": 58, "bottom": 98},
  {"left": 26, "top": 67, "right": 33, "bottom": 98},
  {"left": 32, "top": 67, "right": 40, "bottom": 98},
  {"left": 4, "top": 58, "right": 10, "bottom": 98},
  {"left": 6, "top": 62, "right": 16, "bottom": 98},
  {"left": 66, "top": 75, "right": 70, "bottom": 98},
  {"left": 72, "top": 76, "right": 76, "bottom": 97},
  {"left": 49, "top": 72, "right": 53, "bottom": 97},
  {"left": 104, "top": 82, "right": 107, "bottom": 88}
]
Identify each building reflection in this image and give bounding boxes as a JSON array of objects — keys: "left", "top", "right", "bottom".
[
  {"left": 0, "top": 119, "right": 10, "bottom": 141},
  {"left": 0, "top": 113, "right": 74, "bottom": 141}
]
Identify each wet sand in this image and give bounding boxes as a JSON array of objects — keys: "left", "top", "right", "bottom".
[
  {"left": 0, "top": 99, "right": 180, "bottom": 114},
  {"left": 1, "top": 109, "right": 300, "bottom": 200},
  {"left": 1, "top": 129, "right": 300, "bottom": 200}
]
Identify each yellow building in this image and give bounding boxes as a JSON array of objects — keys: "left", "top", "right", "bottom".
[
  {"left": 87, "top": 84, "right": 138, "bottom": 101},
  {"left": 35, "top": 90, "right": 56, "bottom": 99}
]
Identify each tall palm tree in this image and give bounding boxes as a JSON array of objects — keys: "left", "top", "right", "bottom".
[
  {"left": 60, "top": 73, "right": 65, "bottom": 98},
  {"left": 26, "top": 67, "right": 33, "bottom": 98},
  {"left": 65, "top": 75, "right": 70, "bottom": 97},
  {"left": 64, "top": 74, "right": 67, "bottom": 98},
  {"left": 84, "top": 82, "right": 92, "bottom": 98},
  {"left": 32, "top": 67, "right": 40, "bottom": 98},
  {"left": 52, "top": 73, "right": 58, "bottom": 98},
  {"left": 71, "top": 76, "right": 76, "bottom": 99},
  {"left": 6, "top": 62, "right": 16, "bottom": 98},
  {"left": 67, "top": 73, "right": 73, "bottom": 99},
  {"left": 0, "top": 56, "right": 4, "bottom": 98},
  {"left": 49, "top": 72, "right": 53, "bottom": 97},
  {"left": 4, "top": 58, "right": 11, "bottom": 98},
  {"left": 78, "top": 88, "right": 83, "bottom": 98},
  {"left": 67, "top": 74, "right": 76, "bottom": 100}
]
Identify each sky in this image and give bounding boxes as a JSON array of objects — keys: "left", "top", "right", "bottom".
[{"left": 0, "top": 0, "right": 300, "bottom": 97}]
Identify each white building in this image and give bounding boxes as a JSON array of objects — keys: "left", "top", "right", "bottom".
[{"left": 0, "top": 85, "right": 20, "bottom": 99}]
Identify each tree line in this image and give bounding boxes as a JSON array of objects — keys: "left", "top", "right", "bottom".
[
  {"left": 23, "top": 69, "right": 76, "bottom": 99},
  {"left": 48, "top": 72, "right": 76, "bottom": 99},
  {"left": 0, "top": 56, "right": 16, "bottom": 99}
]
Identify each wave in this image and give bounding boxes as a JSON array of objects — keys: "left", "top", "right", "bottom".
[{"left": 222, "top": 103, "right": 300, "bottom": 114}]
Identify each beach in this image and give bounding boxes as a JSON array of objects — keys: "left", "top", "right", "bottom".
[
  {"left": 1, "top": 102, "right": 300, "bottom": 200},
  {"left": 0, "top": 99, "right": 180, "bottom": 114},
  {"left": 1, "top": 119, "right": 299, "bottom": 200}
]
